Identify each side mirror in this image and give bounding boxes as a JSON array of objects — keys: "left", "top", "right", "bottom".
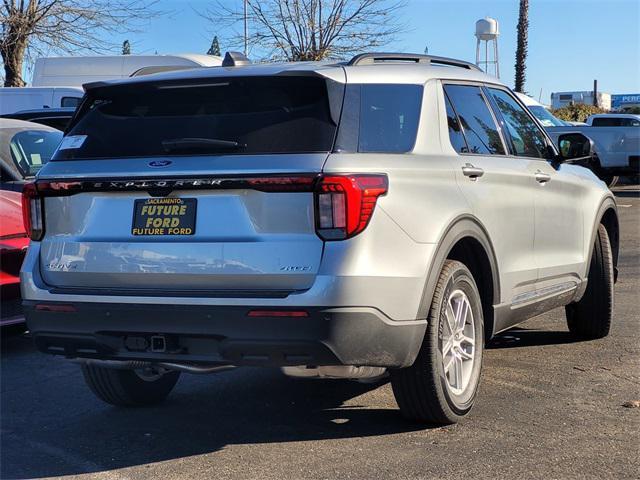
[{"left": 557, "top": 132, "right": 594, "bottom": 163}]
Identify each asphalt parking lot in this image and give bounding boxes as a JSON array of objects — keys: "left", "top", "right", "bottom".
[{"left": 1, "top": 187, "right": 639, "bottom": 480}]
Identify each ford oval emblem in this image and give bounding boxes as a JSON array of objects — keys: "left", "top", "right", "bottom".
[{"left": 148, "top": 160, "right": 172, "bottom": 168}]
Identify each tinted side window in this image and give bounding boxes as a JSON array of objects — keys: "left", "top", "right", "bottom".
[
  {"left": 487, "top": 88, "right": 548, "bottom": 158},
  {"left": 358, "top": 85, "right": 422, "bottom": 153},
  {"left": 444, "top": 92, "right": 468, "bottom": 153},
  {"left": 444, "top": 85, "right": 505, "bottom": 155}
]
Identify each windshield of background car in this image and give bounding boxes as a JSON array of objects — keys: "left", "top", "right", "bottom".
[
  {"left": 528, "top": 106, "right": 566, "bottom": 127},
  {"left": 0, "top": 128, "right": 63, "bottom": 179},
  {"left": 53, "top": 76, "right": 340, "bottom": 159}
]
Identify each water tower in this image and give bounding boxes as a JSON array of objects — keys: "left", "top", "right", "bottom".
[{"left": 475, "top": 17, "right": 500, "bottom": 78}]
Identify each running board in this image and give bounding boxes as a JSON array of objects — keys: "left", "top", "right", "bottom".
[
  {"left": 492, "top": 281, "right": 581, "bottom": 336},
  {"left": 511, "top": 281, "right": 578, "bottom": 309}
]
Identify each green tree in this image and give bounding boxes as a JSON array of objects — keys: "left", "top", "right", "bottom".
[
  {"left": 207, "top": 36, "right": 221, "bottom": 56},
  {"left": 122, "top": 39, "right": 131, "bottom": 55},
  {"left": 514, "top": 0, "right": 529, "bottom": 93},
  {"left": 552, "top": 104, "right": 609, "bottom": 123}
]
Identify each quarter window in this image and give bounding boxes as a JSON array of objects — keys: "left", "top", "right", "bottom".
[
  {"left": 443, "top": 85, "right": 505, "bottom": 155},
  {"left": 358, "top": 84, "right": 422, "bottom": 153},
  {"left": 487, "top": 88, "right": 548, "bottom": 158}
]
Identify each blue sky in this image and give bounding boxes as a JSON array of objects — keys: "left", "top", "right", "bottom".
[{"left": 47, "top": 0, "right": 640, "bottom": 104}]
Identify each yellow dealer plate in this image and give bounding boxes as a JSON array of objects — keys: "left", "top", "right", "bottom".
[{"left": 131, "top": 197, "right": 197, "bottom": 236}]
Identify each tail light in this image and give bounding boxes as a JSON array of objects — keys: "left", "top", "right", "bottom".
[
  {"left": 315, "top": 174, "right": 388, "bottom": 240},
  {"left": 22, "top": 183, "right": 44, "bottom": 241}
]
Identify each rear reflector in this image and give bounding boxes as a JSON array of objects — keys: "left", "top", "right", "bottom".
[
  {"left": 35, "top": 304, "right": 77, "bottom": 313},
  {"left": 247, "top": 310, "right": 309, "bottom": 318},
  {"left": 315, "top": 174, "right": 388, "bottom": 240}
]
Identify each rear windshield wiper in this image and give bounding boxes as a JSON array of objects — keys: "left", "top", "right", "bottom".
[{"left": 161, "top": 137, "right": 246, "bottom": 152}]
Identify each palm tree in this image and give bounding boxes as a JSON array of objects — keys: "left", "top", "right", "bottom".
[{"left": 514, "top": 0, "right": 529, "bottom": 93}]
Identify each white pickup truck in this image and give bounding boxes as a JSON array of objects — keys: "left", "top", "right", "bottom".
[{"left": 516, "top": 94, "right": 640, "bottom": 186}]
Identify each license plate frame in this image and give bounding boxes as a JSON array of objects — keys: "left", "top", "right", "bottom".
[{"left": 131, "top": 198, "right": 197, "bottom": 236}]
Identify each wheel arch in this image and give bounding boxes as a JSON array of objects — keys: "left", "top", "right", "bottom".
[
  {"left": 593, "top": 196, "right": 619, "bottom": 279},
  {"left": 418, "top": 215, "right": 500, "bottom": 342}
]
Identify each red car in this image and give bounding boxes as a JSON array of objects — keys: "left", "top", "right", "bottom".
[
  {"left": 0, "top": 190, "right": 29, "bottom": 326},
  {"left": 1, "top": 119, "right": 62, "bottom": 327}
]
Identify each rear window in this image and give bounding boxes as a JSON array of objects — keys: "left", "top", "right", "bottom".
[{"left": 54, "top": 76, "right": 339, "bottom": 159}]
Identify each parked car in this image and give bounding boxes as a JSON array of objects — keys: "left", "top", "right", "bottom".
[
  {"left": 22, "top": 52, "right": 618, "bottom": 424},
  {"left": 586, "top": 113, "right": 640, "bottom": 127},
  {"left": 517, "top": 93, "right": 639, "bottom": 186},
  {"left": 31, "top": 54, "right": 223, "bottom": 88},
  {"left": 1, "top": 107, "right": 76, "bottom": 131},
  {"left": 1, "top": 190, "right": 29, "bottom": 327},
  {"left": 0, "top": 119, "right": 63, "bottom": 192},
  {"left": 514, "top": 92, "right": 569, "bottom": 127},
  {"left": 0, "top": 87, "right": 83, "bottom": 115}
]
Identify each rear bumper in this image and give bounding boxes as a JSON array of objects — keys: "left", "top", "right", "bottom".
[{"left": 24, "top": 301, "right": 426, "bottom": 368}]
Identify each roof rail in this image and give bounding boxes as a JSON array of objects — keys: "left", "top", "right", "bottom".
[{"left": 347, "top": 53, "right": 481, "bottom": 71}]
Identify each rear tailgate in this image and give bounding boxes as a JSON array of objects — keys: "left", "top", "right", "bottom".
[
  {"left": 38, "top": 156, "right": 325, "bottom": 294},
  {"left": 36, "top": 72, "right": 343, "bottom": 296}
]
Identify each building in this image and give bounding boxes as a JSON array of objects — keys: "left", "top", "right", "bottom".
[
  {"left": 611, "top": 93, "right": 640, "bottom": 111},
  {"left": 550, "top": 91, "right": 611, "bottom": 110}
]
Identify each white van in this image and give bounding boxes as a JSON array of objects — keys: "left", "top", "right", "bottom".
[
  {"left": 0, "top": 87, "right": 84, "bottom": 115},
  {"left": 32, "top": 54, "right": 223, "bottom": 87}
]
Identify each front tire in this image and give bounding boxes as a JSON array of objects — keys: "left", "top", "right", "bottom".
[
  {"left": 390, "top": 260, "right": 484, "bottom": 424},
  {"left": 81, "top": 364, "right": 180, "bottom": 406},
  {"left": 565, "top": 224, "right": 614, "bottom": 339}
]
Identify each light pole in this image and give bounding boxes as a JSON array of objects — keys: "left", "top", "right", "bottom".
[{"left": 243, "top": 0, "right": 248, "bottom": 56}]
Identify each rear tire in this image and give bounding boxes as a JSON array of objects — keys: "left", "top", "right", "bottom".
[
  {"left": 390, "top": 260, "right": 484, "bottom": 424},
  {"left": 81, "top": 364, "right": 180, "bottom": 406},
  {"left": 565, "top": 224, "right": 614, "bottom": 339}
]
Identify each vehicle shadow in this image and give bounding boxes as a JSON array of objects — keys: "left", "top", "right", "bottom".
[
  {"left": 487, "top": 327, "right": 580, "bottom": 349},
  {"left": 0, "top": 328, "right": 32, "bottom": 356},
  {"left": 2, "top": 325, "right": 593, "bottom": 479},
  {"left": 1, "top": 361, "right": 432, "bottom": 479},
  {"left": 613, "top": 190, "right": 640, "bottom": 198}
]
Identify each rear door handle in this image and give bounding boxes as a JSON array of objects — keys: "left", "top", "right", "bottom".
[
  {"left": 534, "top": 171, "right": 551, "bottom": 184},
  {"left": 462, "top": 163, "right": 484, "bottom": 179}
]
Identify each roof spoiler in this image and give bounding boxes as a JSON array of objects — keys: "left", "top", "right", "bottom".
[{"left": 347, "top": 52, "right": 481, "bottom": 71}]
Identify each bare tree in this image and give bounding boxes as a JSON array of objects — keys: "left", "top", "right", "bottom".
[
  {"left": 1, "top": 1, "right": 161, "bottom": 87},
  {"left": 200, "top": 0, "right": 406, "bottom": 62},
  {"left": 514, "top": 0, "right": 529, "bottom": 93}
]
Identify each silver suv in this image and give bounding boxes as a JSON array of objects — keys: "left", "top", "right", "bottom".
[{"left": 21, "top": 53, "right": 619, "bottom": 424}]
